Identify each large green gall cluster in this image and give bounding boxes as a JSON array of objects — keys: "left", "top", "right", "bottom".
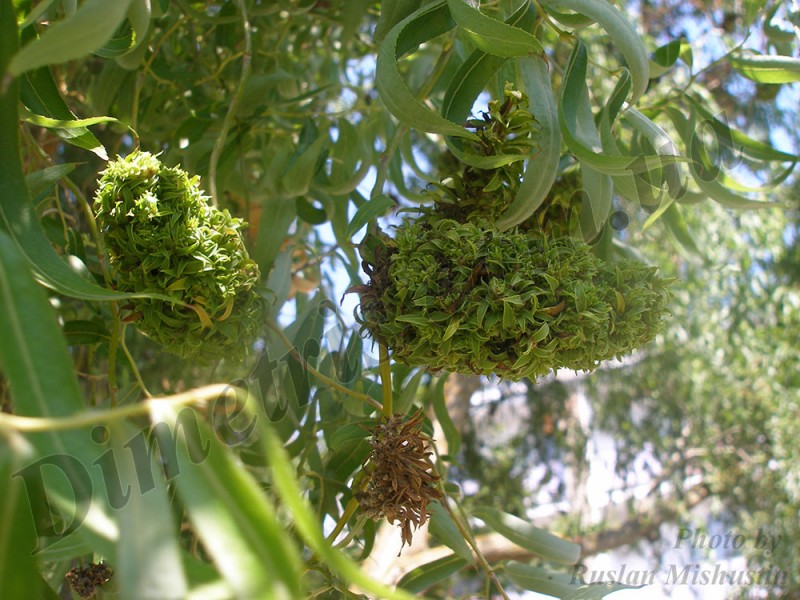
[
  {"left": 357, "top": 86, "right": 671, "bottom": 380},
  {"left": 359, "top": 220, "right": 670, "bottom": 380},
  {"left": 94, "top": 151, "right": 263, "bottom": 361}
]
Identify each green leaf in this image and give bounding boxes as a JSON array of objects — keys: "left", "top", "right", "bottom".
[
  {"left": 376, "top": 0, "right": 477, "bottom": 139},
  {"left": 8, "top": 0, "right": 135, "bottom": 76},
  {"left": 346, "top": 193, "right": 395, "bottom": 238},
  {"left": 744, "top": 0, "right": 768, "bottom": 27},
  {"left": 578, "top": 162, "right": 613, "bottom": 241},
  {"left": 686, "top": 94, "right": 798, "bottom": 162},
  {"left": 505, "top": 561, "right": 640, "bottom": 598},
  {"left": 542, "top": 0, "right": 650, "bottom": 103},
  {"left": 497, "top": 56, "right": 562, "bottom": 229},
  {"left": 427, "top": 501, "right": 472, "bottom": 562},
  {"left": 24, "top": 163, "right": 77, "bottom": 197},
  {"left": 20, "top": 63, "right": 107, "bottom": 158},
  {"left": 447, "top": 0, "right": 543, "bottom": 57},
  {"left": 397, "top": 553, "right": 468, "bottom": 593},
  {"left": 504, "top": 562, "right": 579, "bottom": 596},
  {"left": 374, "top": 0, "right": 422, "bottom": 43},
  {"left": 107, "top": 421, "right": 187, "bottom": 600},
  {"left": 0, "top": 430, "right": 45, "bottom": 599},
  {"left": 395, "top": 368, "right": 426, "bottom": 414},
  {"left": 730, "top": 51, "right": 800, "bottom": 84},
  {"left": 21, "top": 108, "right": 123, "bottom": 131},
  {"left": 0, "top": 231, "right": 116, "bottom": 559},
  {"left": 62, "top": 319, "right": 111, "bottom": 345},
  {"left": 665, "top": 107, "right": 783, "bottom": 209},
  {"left": 328, "top": 421, "right": 372, "bottom": 451},
  {"left": 559, "top": 42, "right": 681, "bottom": 176},
  {"left": 472, "top": 506, "right": 580, "bottom": 565},
  {"left": 253, "top": 197, "right": 296, "bottom": 275},
  {"left": 431, "top": 376, "right": 461, "bottom": 457},
  {"left": 651, "top": 39, "right": 682, "bottom": 76},
  {"left": 147, "top": 401, "right": 303, "bottom": 599},
  {"left": 284, "top": 133, "right": 330, "bottom": 198},
  {"left": 662, "top": 203, "right": 706, "bottom": 263}
]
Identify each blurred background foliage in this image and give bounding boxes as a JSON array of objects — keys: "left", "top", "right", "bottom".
[{"left": 0, "top": 0, "right": 799, "bottom": 598}]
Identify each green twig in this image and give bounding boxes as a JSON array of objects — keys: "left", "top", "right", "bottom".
[
  {"left": 326, "top": 497, "right": 359, "bottom": 543},
  {"left": 120, "top": 324, "right": 152, "bottom": 398},
  {"left": 208, "top": 0, "right": 253, "bottom": 207},
  {"left": 0, "top": 384, "right": 238, "bottom": 432}
]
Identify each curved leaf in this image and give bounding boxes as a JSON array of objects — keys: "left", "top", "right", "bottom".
[
  {"left": 397, "top": 554, "right": 468, "bottom": 593},
  {"left": 730, "top": 51, "right": 800, "bottom": 84},
  {"left": 542, "top": 0, "right": 650, "bottom": 103},
  {"left": 560, "top": 42, "right": 682, "bottom": 176},
  {"left": 376, "top": 0, "right": 477, "bottom": 139},
  {"left": 472, "top": 506, "right": 580, "bottom": 565},
  {"left": 496, "top": 55, "right": 562, "bottom": 229},
  {"left": 8, "top": 0, "right": 134, "bottom": 76},
  {"left": 447, "top": 0, "right": 543, "bottom": 57},
  {"left": 148, "top": 401, "right": 303, "bottom": 600}
]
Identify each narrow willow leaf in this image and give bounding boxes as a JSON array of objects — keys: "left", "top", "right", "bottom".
[
  {"left": 147, "top": 401, "right": 303, "bottom": 600},
  {"left": 431, "top": 376, "right": 461, "bottom": 457},
  {"left": 686, "top": 93, "right": 798, "bottom": 162},
  {"left": 496, "top": 56, "right": 561, "bottom": 229},
  {"left": 284, "top": 133, "right": 329, "bottom": 198},
  {"left": 108, "top": 421, "right": 187, "bottom": 600},
  {"left": 0, "top": 431, "right": 45, "bottom": 599},
  {"left": 0, "top": 231, "right": 116, "bottom": 559},
  {"left": 253, "top": 197, "right": 296, "bottom": 274},
  {"left": 259, "top": 418, "right": 418, "bottom": 600},
  {"left": 745, "top": 0, "right": 768, "bottom": 27},
  {"left": 505, "top": 561, "right": 640, "bottom": 598},
  {"left": 25, "top": 163, "right": 77, "bottom": 198},
  {"left": 662, "top": 203, "right": 706, "bottom": 262},
  {"left": 428, "top": 501, "right": 473, "bottom": 562},
  {"left": 541, "top": 0, "right": 649, "bottom": 103},
  {"left": 504, "top": 561, "right": 580, "bottom": 596},
  {"left": 567, "top": 581, "right": 645, "bottom": 599},
  {"left": 328, "top": 421, "right": 372, "bottom": 451},
  {"left": 20, "top": 64, "right": 107, "bottom": 158},
  {"left": 8, "top": 0, "right": 134, "bottom": 76},
  {"left": 559, "top": 42, "right": 681, "bottom": 176},
  {"left": 22, "top": 108, "right": 123, "bottom": 130},
  {"left": 472, "top": 506, "right": 580, "bottom": 564},
  {"left": 447, "top": 0, "right": 543, "bottom": 57},
  {"left": 665, "top": 107, "right": 783, "bottom": 209},
  {"left": 346, "top": 193, "right": 395, "bottom": 237},
  {"left": 649, "top": 39, "right": 683, "bottom": 78},
  {"left": 376, "top": 0, "right": 477, "bottom": 139},
  {"left": 730, "top": 51, "right": 800, "bottom": 84},
  {"left": 395, "top": 368, "right": 425, "bottom": 414},
  {"left": 374, "top": 0, "right": 422, "bottom": 43},
  {"left": 578, "top": 162, "right": 613, "bottom": 241},
  {"left": 397, "top": 554, "right": 468, "bottom": 593},
  {"left": 622, "top": 107, "right": 683, "bottom": 200}
]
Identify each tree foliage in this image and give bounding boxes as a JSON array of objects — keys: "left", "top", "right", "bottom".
[{"left": 0, "top": 0, "right": 798, "bottom": 598}]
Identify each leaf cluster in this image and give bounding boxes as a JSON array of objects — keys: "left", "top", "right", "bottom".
[
  {"left": 426, "top": 85, "right": 540, "bottom": 226},
  {"left": 94, "top": 151, "right": 263, "bottom": 361},
  {"left": 359, "top": 218, "right": 670, "bottom": 380}
]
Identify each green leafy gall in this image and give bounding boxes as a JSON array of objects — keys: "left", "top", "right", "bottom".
[
  {"left": 359, "top": 220, "right": 670, "bottom": 380},
  {"left": 94, "top": 151, "right": 263, "bottom": 361}
]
